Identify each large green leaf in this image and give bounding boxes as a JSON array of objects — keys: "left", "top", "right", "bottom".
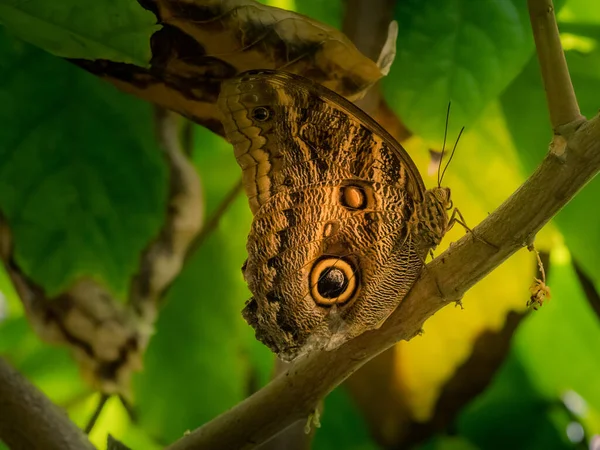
[
  {"left": 513, "top": 254, "right": 600, "bottom": 429},
  {"left": 458, "top": 356, "right": 573, "bottom": 449},
  {"left": 0, "top": 0, "right": 157, "bottom": 65},
  {"left": 314, "top": 386, "right": 379, "bottom": 450},
  {"left": 501, "top": 28, "right": 600, "bottom": 288},
  {"left": 383, "top": 0, "right": 536, "bottom": 142},
  {"left": 133, "top": 126, "right": 273, "bottom": 442},
  {"left": 0, "top": 29, "right": 167, "bottom": 298},
  {"left": 457, "top": 252, "right": 600, "bottom": 447}
]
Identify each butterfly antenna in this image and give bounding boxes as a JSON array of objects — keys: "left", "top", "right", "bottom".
[
  {"left": 439, "top": 126, "right": 464, "bottom": 185},
  {"left": 437, "top": 102, "right": 452, "bottom": 187}
]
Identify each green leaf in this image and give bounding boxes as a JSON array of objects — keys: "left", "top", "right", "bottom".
[
  {"left": 382, "top": 0, "right": 535, "bottom": 142},
  {"left": 314, "top": 386, "right": 379, "bottom": 450},
  {"left": 0, "top": 317, "right": 87, "bottom": 405},
  {"left": 501, "top": 36, "right": 600, "bottom": 288},
  {"left": 0, "top": 0, "right": 157, "bottom": 65},
  {"left": 0, "top": 263, "right": 20, "bottom": 318},
  {"left": 133, "top": 126, "right": 273, "bottom": 442},
  {"left": 458, "top": 356, "right": 573, "bottom": 449},
  {"left": 107, "top": 435, "right": 131, "bottom": 450},
  {"left": 457, "top": 253, "right": 600, "bottom": 448},
  {"left": 514, "top": 254, "right": 600, "bottom": 419},
  {"left": 291, "top": 0, "right": 343, "bottom": 29},
  {"left": 558, "top": 0, "right": 600, "bottom": 24},
  {"left": 419, "top": 436, "right": 480, "bottom": 450},
  {"left": 0, "top": 29, "right": 167, "bottom": 298}
]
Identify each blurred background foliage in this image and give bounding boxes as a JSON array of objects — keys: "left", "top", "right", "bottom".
[{"left": 0, "top": 0, "right": 599, "bottom": 449}]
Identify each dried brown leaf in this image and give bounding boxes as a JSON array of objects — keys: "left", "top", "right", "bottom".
[{"left": 74, "top": 0, "right": 385, "bottom": 136}]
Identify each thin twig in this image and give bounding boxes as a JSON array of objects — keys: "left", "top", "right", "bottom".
[
  {"left": 528, "top": 0, "right": 584, "bottom": 128},
  {"left": 184, "top": 178, "right": 243, "bottom": 263},
  {"left": 0, "top": 357, "right": 97, "bottom": 450},
  {"left": 166, "top": 1, "right": 598, "bottom": 448},
  {"left": 129, "top": 107, "right": 204, "bottom": 317},
  {"left": 84, "top": 394, "right": 110, "bottom": 434},
  {"left": 181, "top": 120, "right": 195, "bottom": 157},
  {"left": 573, "top": 260, "right": 600, "bottom": 322}
]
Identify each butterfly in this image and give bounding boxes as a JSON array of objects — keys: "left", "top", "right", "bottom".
[{"left": 218, "top": 69, "right": 456, "bottom": 361}]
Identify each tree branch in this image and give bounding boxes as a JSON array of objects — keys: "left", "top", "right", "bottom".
[
  {"left": 184, "top": 178, "right": 243, "bottom": 264},
  {"left": 0, "top": 357, "right": 96, "bottom": 450},
  {"left": 130, "top": 107, "right": 204, "bottom": 320},
  {"left": 529, "top": 0, "right": 584, "bottom": 128},
  {"left": 166, "top": 1, "right": 595, "bottom": 449}
]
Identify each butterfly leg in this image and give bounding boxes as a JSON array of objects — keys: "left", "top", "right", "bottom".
[
  {"left": 447, "top": 207, "right": 472, "bottom": 233},
  {"left": 448, "top": 208, "right": 498, "bottom": 250}
]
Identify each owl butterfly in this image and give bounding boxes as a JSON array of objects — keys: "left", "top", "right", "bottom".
[{"left": 218, "top": 70, "right": 453, "bottom": 361}]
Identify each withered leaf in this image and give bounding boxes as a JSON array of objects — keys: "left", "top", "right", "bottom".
[{"left": 74, "top": 0, "right": 385, "bottom": 136}]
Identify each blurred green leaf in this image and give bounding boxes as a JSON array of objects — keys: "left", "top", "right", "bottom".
[
  {"left": 501, "top": 34, "right": 600, "bottom": 289},
  {"left": 558, "top": 0, "right": 600, "bottom": 24},
  {"left": 133, "top": 126, "right": 273, "bottom": 442},
  {"left": 383, "top": 0, "right": 537, "bottom": 142},
  {"left": 107, "top": 434, "right": 132, "bottom": 450},
  {"left": 257, "top": 0, "right": 343, "bottom": 29},
  {"left": 514, "top": 253, "right": 600, "bottom": 423},
  {"left": 420, "top": 436, "right": 480, "bottom": 450},
  {"left": 0, "top": 317, "right": 87, "bottom": 405},
  {"left": 457, "top": 251, "right": 600, "bottom": 448},
  {"left": 0, "top": 0, "right": 157, "bottom": 65},
  {"left": 457, "top": 356, "right": 573, "bottom": 449},
  {"left": 292, "top": 0, "right": 343, "bottom": 29},
  {"left": 0, "top": 28, "right": 167, "bottom": 298},
  {"left": 88, "top": 397, "right": 161, "bottom": 450},
  {"left": 314, "top": 386, "right": 379, "bottom": 450},
  {"left": 0, "top": 263, "right": 20, "bottom": 317}
]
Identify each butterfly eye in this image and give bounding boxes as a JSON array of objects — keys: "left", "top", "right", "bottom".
[
  {"left": 310, "top": 257, "right": 359, "bottom": 306},
  {"left": 251, "top": 106, "right": 272, "bottom": 122}
]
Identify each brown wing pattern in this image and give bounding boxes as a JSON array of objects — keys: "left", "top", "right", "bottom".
[{"left": 218, "top": 70, "right": 430, "bottom": 359}]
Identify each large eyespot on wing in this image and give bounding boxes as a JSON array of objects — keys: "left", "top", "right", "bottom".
[{"left": 309, "top": 257, "right": 360, "bottom": 306}]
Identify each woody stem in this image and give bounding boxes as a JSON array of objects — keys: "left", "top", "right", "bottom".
[{"left": 528, "top": 0, "right": 584, "bottom": 128}]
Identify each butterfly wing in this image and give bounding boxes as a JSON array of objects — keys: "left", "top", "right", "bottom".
[{"left": 218, "top": 70, "right": 428, "bottom": 359}]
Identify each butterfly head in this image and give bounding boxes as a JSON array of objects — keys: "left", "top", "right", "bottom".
[
  {"left": 416, "top": 186, "right": 452, "bottom": 249},
  {"left": 431, "top": 186, "right": 452, "bottom": 211}
]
